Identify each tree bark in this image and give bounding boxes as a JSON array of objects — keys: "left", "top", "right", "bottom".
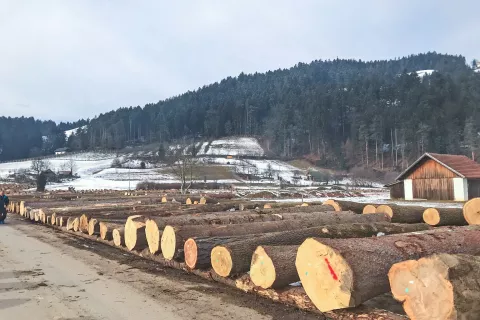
[
  {"left": 463, "top": 198, "right": 480, "bottom": 225},
  {"left": 125, "top": 215, "right": 147, "bottom": 251},
  {"left": 184, "top": 236, "right": 247, "bottom": 269},
  {"left": 100, "top": 222, "right": 122, "bottom": 241},
  {"left": 56, "top": 217, "right": 62, "bottom": 226},
  {"left": 113, "top": 227, "right": 125, "bottom": 247},
  {"left": 376, "top": 204, "right": 425, "bottom": 223},
  {"left": 423, "top": 207, "right": 466, "bottom": 226},
  {"left": 296, "top": 226, "right": 480, "bottom": 312},
  {"left": 212, "top": 222, "right": 431, "bottom": 277},
  {"left": 162, "top": 212, "right": 389, "bottom": 261},
  {"left": 79, "top": 214, "right": 90, "bottom": 233},
  {"left": 255, "top": 204, "right": 335, "bottom": 214},
  {"left": 88, "top": 218, "right": 100, "bottom": 236},
  {"left": 332, "top": 200, "right": 379, "bottom": 214},
  {"left": 389, "top": 253, "right": 480, "bottom": 320}
]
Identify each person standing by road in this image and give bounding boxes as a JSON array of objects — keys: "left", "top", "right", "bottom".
[{"left": 0, "top": 191, "right": 9, "bottom": 224}]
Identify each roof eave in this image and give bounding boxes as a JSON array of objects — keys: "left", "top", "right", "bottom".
[{"left": 396, "top": 153, "right": 466, "bottom": 180}]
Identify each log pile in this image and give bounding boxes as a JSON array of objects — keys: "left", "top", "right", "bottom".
[{"left": 8, "top": 194, "right": 480, "bottom": 319}]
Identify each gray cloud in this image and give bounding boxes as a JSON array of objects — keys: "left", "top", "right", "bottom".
[{"left": 0, "top": 0, "right": 478, "bottom": 121}]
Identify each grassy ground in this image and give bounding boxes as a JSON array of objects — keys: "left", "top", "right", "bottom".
[{"left": 163, "top": 165, "right": 236, "bottom": 181}]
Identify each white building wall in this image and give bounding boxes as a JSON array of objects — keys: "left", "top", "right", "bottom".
[
  {"left": 453, "top": 178, "right": 468, "bottom": 201},
  {"left": 404, "top": 179, "right": 413, "bottom": 200}
]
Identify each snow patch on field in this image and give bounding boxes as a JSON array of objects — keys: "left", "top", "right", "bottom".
[
  {"left": 198, "top": 137, "right": 264, "bottom": 157},
  {"left": 411, "top": 69, "right": 435, "bottom": 77}
]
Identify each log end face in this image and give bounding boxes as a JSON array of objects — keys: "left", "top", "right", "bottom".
[
  {"left": 211, "top": 246, "right": 233, "bottom": 277},
  {"left": 184, "top": 238, "right": 198, "bottom": 269},
  {"left": 362, "top": 205, "right": 376, "bottom": 214},
  {"left": 145, "top": 219, "right": 160, "bottom": 255},
  {"left": 376, "top": 205, "right": 393, "bottom": 218},
  {"left": 99, "top": 222, "right": 107, "bottom": 240},
  {"left": 250, "top": 246, "right": 275, "bottom": 289},
  {"left": 296, "top": 238, "right": 354, "bottom": 312},
  {"left": 463, "top": 198, "right": 480, "bottom": 225},
  {"left": 423, "top": 208, "right": 440, "bottom": 226},
  {"left": 389, "top": 257, "right": 454, "bottom": 320},
  {"left": 113, "top": 229, "right": 122, "bottom": 247},
  {"left": 323, "top": 199, "right": 341, "bottom": 212},
  {"left": 160, "top": 226, "right": 176, "bottom": 260}
]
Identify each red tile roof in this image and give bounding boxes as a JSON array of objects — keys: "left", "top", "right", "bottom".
[{"left": 397, "top": 153, "right": 480, "bottom": 180}]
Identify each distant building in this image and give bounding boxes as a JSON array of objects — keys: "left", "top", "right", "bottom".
[
  {"left": 387, "top": 153, "right": 480, "bottom": 201},
  {"left": 54, "top": 147, "right": 69, "bottom": 155}
]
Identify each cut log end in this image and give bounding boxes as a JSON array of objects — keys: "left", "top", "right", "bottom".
[
  {"left": 113, "top": 228, "right": 124, "bottom": 247},
  {"left": 160, "top": 225, "right": 176, "bottom": 260},
  {"left": 296, "top": 238, "right": 354, "bottom": 312},
  {"left": 145, "top": 219, "right": 161, "bottom": 254},
  {"left": 322, "top": 199, "right": 341, "bottom": 212},
  {"left": 423, "top": 208, "right": 441, "bottom": 226},
  {"left": 73, "top": 218, "right": 80, "bottom": 232},
  {"left": 388, "top": 257, "right": 454, "bottom": 320},
  {"left": 184, "top": 238, "right": 197, "bottom": 269},
  {"left": 463, "top": 198, "right": 480, "bottom": 225},
  {"left": 362, "top": 205, "right": 377, "bottom": 214},
  {"left": 211, "top": 246, "right": 233, "bottom": 277},
  {"left": 99, "top": 222, "right": 108, "bottom": 240},
  {"left": 376, "top": 204, "right": 393, "bottom": 218},
  {"left": 250, "top": 246, "right": 276, "bottom": 289},
  {"left": 88, "top": 218, "right": 99, "bottom": 236}
]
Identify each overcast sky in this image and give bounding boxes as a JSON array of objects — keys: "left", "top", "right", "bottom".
[{"left": 0, "top": 1, "right": 478, "bottom": 122}]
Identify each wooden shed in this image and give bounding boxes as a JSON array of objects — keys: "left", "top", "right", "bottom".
[{"left": 389, "top": 153, "right": 480, "bottom": 201}]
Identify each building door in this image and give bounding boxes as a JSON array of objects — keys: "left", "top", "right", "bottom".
[{"left": 412, "top": 178, "right": 454, "bottom": 200}]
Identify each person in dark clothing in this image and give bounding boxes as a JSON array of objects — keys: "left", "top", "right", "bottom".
[{"left": 0, "top": 191, "right": 8, "bottom": 224}]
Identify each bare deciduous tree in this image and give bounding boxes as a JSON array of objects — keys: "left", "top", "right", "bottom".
[
  {"left": 31, "top": 159, "right": 51, "bottom": 175},
  {"left": 167, "top": 151, "right": 198, "bottom": 194},
  {"left": 61, "top": 159, "right": 77, "bottom": 175}
]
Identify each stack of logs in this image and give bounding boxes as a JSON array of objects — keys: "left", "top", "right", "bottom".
[{"left": 8, "top": 195, "right": 480, "bottom": 320}]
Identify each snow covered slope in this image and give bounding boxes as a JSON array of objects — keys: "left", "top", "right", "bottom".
[
  {"left": 411, "top": 69, "right": 435, "bottom": 77},
  {"left": 64, "top": 125, "right": 88, "bottom": 138},
  {"left": 197, "top": 137, "right": 265, "bottom": 157}
]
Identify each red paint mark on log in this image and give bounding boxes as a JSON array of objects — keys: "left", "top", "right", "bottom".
[{"left": 324, "top": 258, "right": 338, "bottom": 281}]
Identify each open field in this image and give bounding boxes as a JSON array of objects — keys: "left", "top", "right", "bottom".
[{"left": 5, "top": 191, "right": 479, "bottom": 319}]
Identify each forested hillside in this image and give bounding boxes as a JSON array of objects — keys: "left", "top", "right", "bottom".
[{"left": 3, "top": 52, "right": 480, "bottom": 169}]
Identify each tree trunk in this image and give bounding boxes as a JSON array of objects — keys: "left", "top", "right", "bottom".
[
  {"left": 73, "top": 217, "right": 80, "bottom": 232},
  {"left": 161, "top": 213, "right": 389, "bottom": 261},
  {"left": 256, "top": 204, "right": 335, "bottom": 214},
  {"left": 88, "top": 218, "right": 100, "bottom": 236},
  {"left": 100, "top": 222, "right": 122, "bottom": 241},
  {"left": 463, "top": 198, "right": 480, "bottom": 225},
  {"left": 66, "top": 217, "right": 77, "bottom": 231},
  {"left": 212, "top": 222, "right": 431, "bottom": 277},
  {"left": 332, "top": 200, "right": 380, "bottom": 214},
  {"left": 296, "top": 226, "right": 480, "bottom": 312},
  {"left": 363, "top": 205, "right": 377, "bottom": 214},
  {"left": 51, "top": 212, "right": 57, "bottom": 225},
  {"left": 376, "top": 204, "right": 425, "bottom": 223},
  {"left": 423, "top": 207, "right": 467, "bottom": 226},
  {"left": 250, "top": 245, "right": 299, "bottom": 289},
  {"left": 125, "top": 215, "right": 147, "bottom": 251},
  {"left": 113, "top": 227, "right": 125, "bottom": 247},
  {"left": 184, "top": 236, "right": 247, "bottom": 269},
  {"left": 79, "top": 214, "right": 90, "bottom": 233},
  {"left": 145, "top": 218, "right": 163, "bottom": 254},
  {"left": 389, "top": 253, "right": 480, "bottom": 320}
]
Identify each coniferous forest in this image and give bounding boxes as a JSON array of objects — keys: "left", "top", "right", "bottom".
[{"left": 2, "top": 52, "right": 480, "bottom": 170}]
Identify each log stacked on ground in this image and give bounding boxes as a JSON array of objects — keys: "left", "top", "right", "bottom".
[
  {"left": 296, "top": 226, "right": 480, "bottom": 312},
  {"left": 113, "top": 227, "right": 125, "bottom": 247},
  {"left": 184, "top": 236, "right": 248, "bottom": 269},
  {"left": 164, "top": 212, "right": 389, "bottom": 261},
  {"left": 463, "top": 198, "right": 480, "bottom": 225},
  {"left": 422, "top": 207, "right": 466, "bottom": 226},
  {"left": 389, "top": 253, "right": 480, "bottom": 320},
  {"left": 376, "top": 204, "right": 425, "bottom": 223},
  {"left": 99, "top": 222, "right": 122, "bottom": 241},
  {"left": 79, "top": 214, "right": 90, "bottom": 233},
  {"left": 329, "top": 200, "right": 379, "bottom": 214},
  {"left": 88, "top": 218, "right": 100, "bottom": 236},
  {"left": 362, "top": 205, "right": 377, "bottom": 214},
  {"left": 125, "top": 215, "right": 147, "bottom": 251},
  {"left": 51, "top": 212, "right": 57, "bottom": 225},
  {"left": 211, "top": 222, "right": 431, "bottom": 278},
  {"left": 73, "top": 217, "right": 80, "bottom": 232}
]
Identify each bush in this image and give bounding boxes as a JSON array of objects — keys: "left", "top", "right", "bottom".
[
  {"left": 140, "top": 161, "right": 146, "bottom": 169},
  {"left": 36, "top": 173, "right": 47, "bottom": 191}
]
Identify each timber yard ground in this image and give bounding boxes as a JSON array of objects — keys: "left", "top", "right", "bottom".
[{"left": 0, "top": 216, "right": 322, "bottom": 320}]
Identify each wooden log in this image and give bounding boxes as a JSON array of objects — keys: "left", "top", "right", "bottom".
[
  {"left": 423, "top": 207, "right": 467, "bottom": 226},
  {"left": 79, "top": 214, "right": 90, "bottom": 233},
  {"left": 389, "top": 253, "right": 480, "bottom": 320},
  {"left": 463, "top": 198, "right": 480, "bottom": 225},
  {"left": 145, "top": 218, "right": 162, "bottom": 254},
  {"left": 212, "top": 222, "right": 431, "bottom": 278},
  {"left": 333, "top": 200, "right": 378, "bottom": 214},
  {"left": 184, "top": 236, "right": 247, "bottom": 269},
  {"left": 163, "top": 212, "right": 389, "bottom": 261},
  {"left": 29, "top": 209, "right": 35, "bottom": 221},
  {"left": 363, "top": 205, "right": 377, "bottom": 214},
  {"left": 66, "top": 217, "right": 76, "bottom": 231},
  {"left": 88, "top": 218, "right": 100, "bottom": 236},
  {"left": 34, "top": 210, "right": 40, "bottom": 222},
  {"left": 58, "top": 216, "right": 65, "bottom": 227},
  {"left": 56, "top": 216, "right": 62, "bottom": 226},
  {"left": 40, "top": 209, "right": 48, "bottom": 223},
  {"left": 99, "top": 222, "right": 122, "bottom": 241},
  {"left": 20, "top": 201, "right": 25, "bottom": 216},
  {"left": 113, "top": 227, "right": 125, "bottom": 247},
  {"left": 323, "top": 199, "right": 341, "bottom": 211},
  {"left": 296, "top": 226, "right": 480, "bottom": 312},
  {"left": 51, "top": 212, "right": 57, "bottom": 225},
  {"left": 250, "top": 245, "right": 299, "bottom": 289},
  {"left": 125, "top": 215, "right": 147, "bottom": 251},
  {"left": 256, "top": 204, "right": 335, "bottom": 214},
  {"left": 46, "top": 216, "right": 51, "bottom": 224},
  {"left": 73, "top": 217, "right": 80, "bottom": 232},
  {"left": 376, "top": 204, "right": 425, "bottom": 223}
]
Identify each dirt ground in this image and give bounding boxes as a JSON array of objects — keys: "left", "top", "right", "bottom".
[{"left": 0, "top": 216, "right": 322, "bottom": 320}]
